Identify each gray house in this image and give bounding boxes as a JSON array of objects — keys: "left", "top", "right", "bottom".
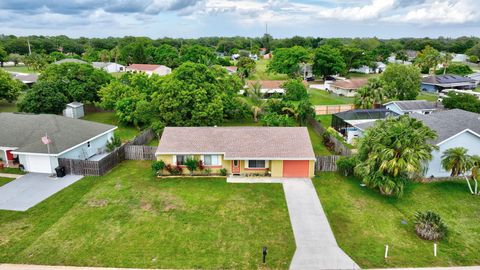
[
  {"left": 421, "top": 74, "right": 476, "bottom": 93},
  {"left": 0, "top": 113, "right": 116, "bottom": 174},
  {"left": 384, "top": 100, "right": 442, "bottom": 115}
]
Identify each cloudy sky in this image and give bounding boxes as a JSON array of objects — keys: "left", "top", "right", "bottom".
[{"left": 0, "top": 0, "right": 479, "bottom": 38}]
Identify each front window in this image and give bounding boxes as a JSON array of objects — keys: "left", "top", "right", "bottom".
[
  {"left": 203, "top": 155, "right": 221, "bottom": 166},
  {"left": 248, "top": 160, "right": 266, "bottom": 168},
  {"left": 175, "top": 155, "right": 192, "bottom": 165}
]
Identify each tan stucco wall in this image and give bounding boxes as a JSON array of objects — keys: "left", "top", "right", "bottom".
[
  {"left": 309, "top": 160, "right": 315, "bottom": 177},
  {"left": 270, "top": 160, "right": 283, "bottom": 177}
]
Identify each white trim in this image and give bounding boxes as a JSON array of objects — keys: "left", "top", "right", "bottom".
[
  {"left": 200, "top": 154, "right": 222, "bottom": 166},
  {"left": 227, "top": 157, "right": 316, "bottom": 161},
  {"left": 436, "top": 129, "right": 480, "bottom": 146},
  {"left": 11, "top": 128, "right": 117, "bottom": 157},
  {"left": 155, "top": 152, "right": 315, "bottom": 161}
]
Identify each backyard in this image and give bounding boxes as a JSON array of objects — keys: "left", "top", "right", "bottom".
[
  {"left": 0, "top": 160, "right": 295, "bottom": 269},
  {"left": 81, "top": 112, "right": 140, "bottom": 143},
  {"left": 308, "top": 89, "right": 354, "bottom": 105},
  {"left": 314, "top": 172, "right": 480, "bottom": 268},
  {"left": 249, "top": 59, "right": 290, "bottom": 81}
]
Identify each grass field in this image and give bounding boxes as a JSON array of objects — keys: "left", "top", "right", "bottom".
[
  {"left": 0, "top": 160, "right": 295, "bottom": 269},
  {"left": 346, "top": 72, "right": 380, "bottom": 79},
  {"left": 307, "top": 125, "right": 331, "bottom": 156},
  {"left": 249, "top": 59, "right": 290, "bottom": 81},
  {"left": 81, "top": 112, "right": 140, "bottom": 143},
  {"left": 314, "top": 173, "right": 480, "bottom": 268},
  {"left": 308, "top": 89, "right": 354, "bottom": 105},
  {"left": 417, "top": 92, "right": 439, "bottom": 102},
  {"left": 0, "top": 177, "right": 15, "bottom": 187},
  {"left": 1, "top": 66, "right": 36, "bottom": 74},
  {"left": 316, "top": 115, "right": 332, "bottom": 127},
  {"left": 0, "top": 167, "right": 26, "bottom": 175}
]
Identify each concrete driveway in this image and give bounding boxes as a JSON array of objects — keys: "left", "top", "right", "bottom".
[{"left": 0, "top": 173, "right": 83, "bottom": 211}]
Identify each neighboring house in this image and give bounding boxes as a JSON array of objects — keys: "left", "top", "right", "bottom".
[
  {"left": 156, "top": 127, "right": 316, "bottom": 178},
  {"left": 92, "top": 62, "right": 125, "bottom": 73},
  {"left": 329, "top": 78, "right": 368, "bottom": 97},
  {"left": 10, "top": 72, "right": 38, "bottom": 87},
  {"left": 126, "top": 64, "right": 172, "bottom": 76},
  {"left": 350, "top": 63, "right": 386, "bottom": 74},
  {"left": 354, "top": 109, "right": 480, "bottom": 178},
  {"left": 0, "top": 113, "right": 116, "bottom": 174},
  {"left": 63, "top": 102, "right": 85, "bottom": 119},
  {"left": 421, "top": 74, "right": 477, "bottom": 92},
  {"left": 384, "top": 100, "right": 442, "bottom": 115},
  {"left": 467, "top": 72, "right": 480, "bottom": 86},
  {"left": 54, "top": 58, "right": 88, "bottom": 65},
  {"left": 406, "top": 50, "right": 418, "bottom": 61},
  {"left": 387, "top": 55, "right": 412, "bottom": 65},
  {"left": 224, "top": 66, "right": 238, "bottom": 75},
  {"left": 451, "top": 53, "right": 468, "bottom": 63},
  {"left": 244, "top": 80, "right": 286, "bottom": 97},
  {"left": 332, "top": 109, "right": 399, "bottom": 144},
  {"left": 438, "top": 89, "right": 480, "bottom": 101}
]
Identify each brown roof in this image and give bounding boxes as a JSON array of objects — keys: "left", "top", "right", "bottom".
[
  {"left": 224, "top": 66, "right": 238, "bottom": 72},
  {"left": 331, "top": 78, "right": 368, "bottom": 90},
  {"left": 127, "top": 64, "right": 162, "bottom": 71},
  {"left": 247, "top": 80, "right": 308, "bottom": 89},
  {"left": 156, "top": 127, "right": 315, "bottom": 160}
]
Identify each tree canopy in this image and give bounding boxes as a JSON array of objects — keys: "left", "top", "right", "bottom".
[
  {"left": 0, "top": 69, "right": 23, "bottom": 102},
  {"left": 312, "top": 45, "right": 346, "bottom": 79},
  {"left": 381, "top": 64, "right": 421, "bottom": 100},
  {"left": 17, "top": 81, "right": 68, "bottom": 114},
  {"left": 267, "top": 46, "right": 309, "bottom": 77},
  {"left": 442, "top": 92, "right": 480, "bottom": 113}
]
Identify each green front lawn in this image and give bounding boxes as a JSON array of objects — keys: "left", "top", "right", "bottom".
[
  {"left": 0, "top": 167, "right": 26, "bottom": 175},
  {"left": 0, "top": 101, "right": 17, "bottom": 112},
  {"left": 314, "top": 173, "right": 480, "bottom": 268},
  {"left": 308, "top": 89, "right": 354, "bottom": 105},
  {"left": 249, "top": 59, "right": 290, "bottom": 81},
  {"left": 0, "top": 160, "right": 295, "bottom": 269},
  {"left": 0, "top": 177, "right": 15, "bottom": 187},
  {"left": 81, "top": 112, "right": 140, "bottom": 143}
]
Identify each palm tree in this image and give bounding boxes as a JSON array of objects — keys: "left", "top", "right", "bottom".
[
  {"left": 354, "top": 77, "right": 386, "bottom": 109},
  {"left": 247, "top": 81, "right": 266, "bottom": 122},
  {"left": 110, "top": 46, "right": 120, "bottom": 64},
  {"left": 441, "top": 147, "right": 475, "bottom": 194}
]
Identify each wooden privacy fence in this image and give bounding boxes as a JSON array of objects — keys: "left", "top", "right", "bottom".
[
  {"left": 315, "top": 155, "right": 341, "bottom": 172},
  {"left": 59, "top": 128, "right": 158, "bottom": 176},
  {"left": 125, "top": 145, "right": 157, "bottom": 160},
  {"left": 308, "top": 117, "right": 353, "bottom": 156},
  {"left": 314, "top": 104, "right": 354, "bottom": 115}
]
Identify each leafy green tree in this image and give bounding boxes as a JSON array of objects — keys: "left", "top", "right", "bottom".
[
  {"left": 236, "top": 57, "right": 256, "bottom": 78},
  {"left": 120, "top": 42, "right": 147, "bottom": 65},
  {"left": 246, "top": 81, "right": 267, "bottom": 122},
  {"left": 282, "top": 79, "right": 308, "bottom": 101},
  {"left": 148, "top": 44, "right": 180, "bottom": 68},
  {"left": 381, "top": 64, "right": 421, "bottom": 100},
  {"left": 313, "top": 45, "right": 346, "bottom": 79},
  {"left": 17, "top": 81, "right": 68, "bottom": 114},
  {"left": 442, "top": 92, "right": 480, "bottom": 113},
  {"left": 180, "top": 45, "right": 216, "bottom": 65},
  {"left": 0, "top": 69, "right": 23, "bottom": 102},
  {"left": 355, "top": 116, "right": 438, "bottom": 197},
  {"left": 48, "top": 51, "right": 65, "bottom": 62},
  {"left": 281, "top": 99, "right": 314, "bottom": 126},
  {"left": 415, "top": 46, "right": 441, "bottom": 74},
  {"left": 395, "top": 50, "right": 409, "bottom": 62},
  {"left": 341, "top": 46, "right": 370, "bottom": 72},
  {"left": 261, "top": 112, "right": 295, "bottom": 127},
  {"left": 466, "top": 42, "right": 480, "bottom": 59},
  {"left": 8, "top": 53, "right": 23, "bottom": 66},
  {"left": 267, "top": 46, "right": 309, "bottom": 77},
  {"left": 0, "top": 47, "right": 7, "bottom": 67},
  {"left": 441, "top": 147, "right": 480, "bottom": 194},
  {"left": 23, "top": 53, "right": 48, "bottom": 72},
  {"left": 436, "top": 63, "right": 473, "bottom": 76},
  {"left": 354, "top": 77, "right": 386, "bottom": 109}
]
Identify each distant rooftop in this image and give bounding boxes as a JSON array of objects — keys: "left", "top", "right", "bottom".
[
  {"left": 331, "top": 78, "right": 368, "bottom": 90},
  {"left": 126, "top": 64, "right": 167, "bottom": 71},
  {"left": 54, "top": 58, "right": 88, "bottom": 65},
  {"left": 422, "top": 74, "right": 475, "bottom": 85},
  {"left": 384, "top": 100, "right": 442, "bottom": 111}
]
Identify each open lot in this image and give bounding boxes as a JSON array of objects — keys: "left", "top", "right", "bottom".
[
  {"left": 308, "top": 89, "right": 354, "bottom": 105},
  {"left": 0, "top": 160, "right": 295, "bottom": 269},
  {"left": 249, "top": 59, "right": 290, "bottom": 81},
  {"left": 314, "top": 172, "right": 480, "bottom": 268}
]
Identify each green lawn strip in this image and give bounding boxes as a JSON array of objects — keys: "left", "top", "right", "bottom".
[
  {"left": 0, "top": 167, "right": 26, "bottom": 175},
  {"left": 81, "top": 112, "right": 140, "bottom": 143},
  {"left": 0, "top": 177, "right": 15, "bottom": 187},
  {"left": 416, "top": 92, "right": 439, "bottom": 102},
  {"left": 316, "top": 115, "right": 332, "bottom": 127},
  {"left": 314, "top": 172, "right": 480, "bottom": 268},
  {"left": 146, "top": 137, "right": 159, "bottom": 146},
  {"left": 249, "top": 59, "right": 289, "bottom": 81},
  {"left": 307, "top": 124, "right": 332, "bottom": 156},
  {"left": 1, "top": 66, "right": 36, "bottom": 74},
  {"left": 0, "top": 161, "right": 295, "bottom": 269},
  {"left": 346, "top": 72, "right": 381, "bottom": 79},
  {"left": 308, "top": 89, "right": 354, "bottom": 105}
]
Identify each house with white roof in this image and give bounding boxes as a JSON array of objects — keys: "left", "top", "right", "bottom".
[
  {"left": 126, "top": 64, "right": 172, "bottom": 76},
  {"left": 92, "top": 62, "right": 125, "bottom": 73},
  {"left": 384, "top": 100, "right": 442, "bottom": 115}
]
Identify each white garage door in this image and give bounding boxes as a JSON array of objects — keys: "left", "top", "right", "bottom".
[{"left": 25, "top": 155, "right": 53, "bottom": 174}]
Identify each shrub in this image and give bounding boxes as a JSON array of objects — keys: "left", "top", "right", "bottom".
[
  {"left": 414, "top": 211, "right": 448, "bottom": 241},
  {"left": 184, "top": 157, "right": 198, "bottom": 175},
  {"left": 261, "top": 112, "right": 296, "bottom": 127},
  {"left": 219, "top": 168, "right": 228, "bottom": 176},
  {"left": 151, "top": 160, "right": 165, "bottom": 176},
  {"left": 106, "top": 136, "right": 121, "bottom": 152},
  {"left": 165, "top": 164, "right": 183, "bottom": 175},
  {"left": 336, "top": 156, "right": 357, "bottom": 176},
  {"left": 204, "top": 168, "right": 212, "bottom": 176}
]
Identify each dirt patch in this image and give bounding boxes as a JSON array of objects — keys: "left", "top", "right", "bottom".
[
  {"left": 141, "top": 201, "right": 153, "bottom": 211},
  {"left": 163, "top": 204, "right": 177, "bottom": 212},
  {"left": 87, "top": 199, "right": 108, "bottom": 207}
]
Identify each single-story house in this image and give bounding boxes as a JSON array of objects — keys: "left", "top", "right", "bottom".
[
  {"left": 224, "top": 66, "right": 238, "bottom": 75},
  {"left": 0, "top": 113, "right": 116, "bottom": 174},
  {"left": 467, "top": 72, "right": 480, "bottom": 86},
  {"left": 350, "top": 65, "right": 374, "bottom": 74},
  {"left": 354, "top": 109, "right": 480, "bottom": 178},
  {"left": 54, "top": 58, "right": 88, "bottom": 65},
  {"left": 332, "top": 109, "right": 399, "bottom": 144},
  {"left": 451, "top": 53, "right": 468, "bottom": 63},
  {"left": 92, "top": 62, "right": 125, "bottom": 73},
  {"left": 329, "top": 78, "right": 368, "bottom": 97},
  {"left": 126, "top": 64, "right": 172, "bottom": 76},
  {"left": 384, "top": 100, "right": 442, "bottom": 115},
  {"left": 244, "top": 80, "right": 285, "bottom": 97},
  {"left": 10, "top": 72, "right": 38, "bottom": 87},
  {"left": 421, "top": 74, "right": 477, "bottom": 92},
  {"left": 156, "top": 127, "right": 316, "bottom": 178}
]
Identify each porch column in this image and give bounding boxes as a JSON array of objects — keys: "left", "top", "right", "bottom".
[{"left": 1, "top": 149, "right": 8, "bottom": 167}]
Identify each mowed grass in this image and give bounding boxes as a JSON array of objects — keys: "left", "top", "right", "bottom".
[
  {"left": 0, "top": 160, "right": 295, "bottom": 269},
  {"left": 417, "top": 92, "right": 439, "bottom": 102},
  {"left": 1, "top": 65, "right": 36, "bottom": 74},
  {"left": 249, "top": 59, "right": 290, "bottom": 81},
  {"left": 316, "top": 114, "right": 332, "bottom": 127},
  {"left": 307, "top": 125, "right": 331, "bottom": 156},
  {"left": 82, "top": 112, "right": 139, "bottom": 143},
  {"left": 314, "top": 173, "right": 480, "bottom": 268},
  {"left": 0, "top": 167, "right": 26, "bottom": 175},
  {"left": 0, "top": 177, "right": 15, "bottom": 187},
  {"left": 308, "top": 89, "right": 354, "bottom": 105},
  {"left": 0, "top": 101, "right": 17, "bottom": 112}
]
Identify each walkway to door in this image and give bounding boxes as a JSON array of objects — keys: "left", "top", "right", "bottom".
[{"left": 227, "top": 177, "right": 359, "bottom": 269}]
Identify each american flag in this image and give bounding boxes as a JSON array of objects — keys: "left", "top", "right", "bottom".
[{"left": 41, "top": 135, "right": 51, "bottom": 145}]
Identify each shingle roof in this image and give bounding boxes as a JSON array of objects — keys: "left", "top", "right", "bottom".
[
  {"left": 54, "top": 58, "right": 88, "bottom": 64},
  {"left": 385, "top": 100, "right": 441, "bottom": 111},
  {"left": 156, "top": 127, "right": 316, "bottom": 160},
  {"left": 0, "top": 113, "right": 116, "bottom": 154},
  {"left": 246, "top": 80, "right": 308, "bottom": 89},
  {"left": 422, "top": 74, "right": 475, "bottom": 85},
  {"left": 411, "top": 109, "right": 480, "bottom": 144},
  {"left": 331, "top": 78, "right": 368, "bottom": 90},
  {"left": 127, "top": 64, "right": 165, "bottom": 71}
]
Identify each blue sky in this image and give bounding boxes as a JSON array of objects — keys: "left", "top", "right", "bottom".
[{"left": 0, "top": 0, "right": 479, "bottom": 38}]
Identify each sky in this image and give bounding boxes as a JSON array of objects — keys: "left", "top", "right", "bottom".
[{"left": 0, "top": 0, "right": 479, "bottom": 38}]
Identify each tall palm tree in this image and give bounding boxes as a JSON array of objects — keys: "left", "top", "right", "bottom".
[
  {"left": 354, "top": 77, "right": 386, "bottom": 109},
  {"left": 247, "top": 81, "right": 266, "bottom": 122},
  {"left": 110, "top": 46, "right": 120, "bottom": 64},
  {"left": 441, "top": 147, "right": 475, "bottom": 194}
]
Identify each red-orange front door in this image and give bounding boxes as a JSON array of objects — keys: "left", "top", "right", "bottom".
[
  {"left": 283, "top": 160, "right": 310, "bottom": 178},
  {"left": 232, "top": 160, "right": 241, "bottom": 174}
]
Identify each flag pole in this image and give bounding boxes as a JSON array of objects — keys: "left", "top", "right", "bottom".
[{"left": 46, "top": 132, "right": 50, "bottom": 155}]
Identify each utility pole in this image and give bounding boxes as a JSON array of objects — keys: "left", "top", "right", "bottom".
[{"left": 27, "top": 39, "right": 32, "bottom": 55}]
